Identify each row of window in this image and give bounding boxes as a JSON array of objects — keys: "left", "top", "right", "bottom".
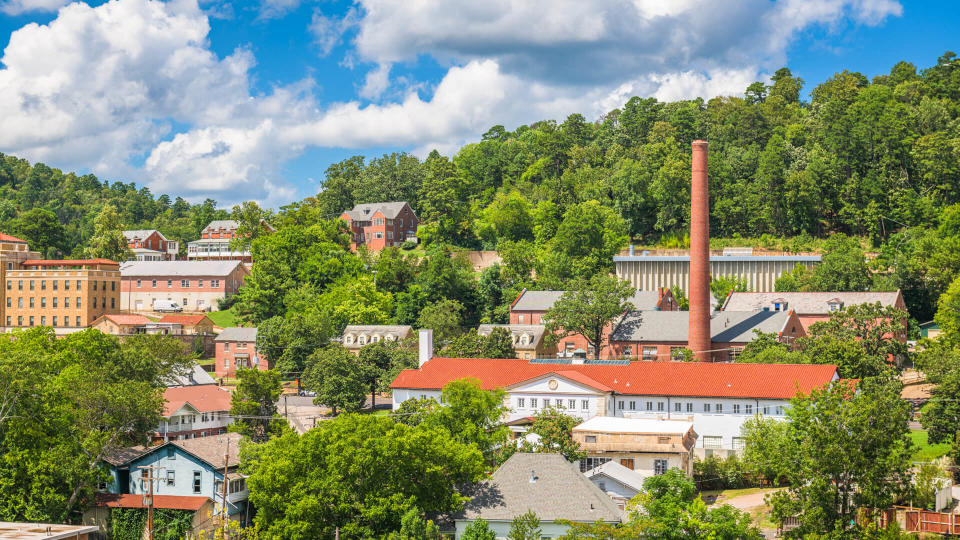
[
  {"left": 6, "top": 279, "right": 114, "bottom": 291},
  {"left": 164, "top": 412, "right": 228, "bottom": 426},
  {"left": 5, "top": 296, "right": 113, "bottom": 310},
  {"left": 615, "top": 399, "right": 783, "bottom": 416},
  {"left": 370, "top": 218, "right": 406, "bottom": 226},
  {"left": 515, "top": 397, "right": 590, "bottom": 411},
  {"left": 6, "top": 315, "right": 82, "bottom": 327},
  {"left": 135, "top": 279, "right": 221, "bottom": 288},
  {"left": 224, "top": 356, "right": 259, "bottom": 370}
]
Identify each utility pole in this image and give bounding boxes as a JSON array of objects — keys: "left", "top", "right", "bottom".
[
  {"left": 220, "top": 438, "right": 230, "bottom": 538},
  {"left": 139, "top": 465, "right": 165, "bottom": 540}
]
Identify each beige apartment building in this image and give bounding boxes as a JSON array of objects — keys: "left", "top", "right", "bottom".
[{"left": 572, "top": 416, "right": 698, "bottom": 477}]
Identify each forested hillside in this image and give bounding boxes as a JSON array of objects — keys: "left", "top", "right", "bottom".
[{"left": 0, "top": 156, "right": 230, "bottom": 258}]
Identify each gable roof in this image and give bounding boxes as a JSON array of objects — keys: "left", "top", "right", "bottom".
[
  {"left": 459, "top": 453, "right": 622, "bottom": 523},
  {"left": 585, "top": 461, "right": 648, "bottom": 493},
  {"left": 164, "top": 364, "right": 217, "bottom": 387},
  {"left": 342, "top": 324, "right": 412, "bottom": 336},
  {"left": 721, "top": 291, "right": 904, "bottom": 313},
  {"left": 0, "top": 232, "right": 28, "bottom": 243},
  {"left": 391, "top": 357, "right": 838, "bottom": 399},
  {"left": 477, "top": 324, "right": 546, "bottom": 350},
  {"left": 343, "top": 201, "right": 413, "bottom": 220},
  {"left": 163, "top": 385, "right": 232, "bottom": 416},
  {"left": 159, "top": 314, "right": 213, "bottom": 325},
  {"left": 92, "top": 313, "right": 152, "bottom": 326},
  {"left": 123, "top": 229, "right": 167, "bottom": 242},
  {"left": 120, "top": 260, "right": 243, "bottom": 277},
  {"left": 512, "top": 290, "right": 665, "bottom": 312},
  {"left": 203, "top": 220, "right": 240, "bottom": 231},
  {"left": 215, "top": 327, "right": 258, "bottom": 342},
  {"left": 170, "top": 432, "right": 242, "bottom": 468},
  {"left": 610, "top": 310, "right": 794, "bottom": 343}
]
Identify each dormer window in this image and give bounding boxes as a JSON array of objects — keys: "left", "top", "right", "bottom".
[
  {"left": 358, "top": 335, "right": 367, "bottom": 345},
  {"left": 385, "top": 333, "right": 395, "bottom": 341},
  {"left": 519, "top": 334, "right": 530, "bottom": 346},
  {"left": 827, "top": 299, "right": 844, "bottom": 312},
  {"left": 772, "top": 299, "right": 787, "bottom": 312},
  {"left": 372, "top": 335, "right": 381, "bottom": 343},
  {"left": 344, "top": 334, "right": 354, "bottom": 345}
]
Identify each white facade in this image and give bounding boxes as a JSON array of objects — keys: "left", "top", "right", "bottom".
[{"left": 158, "top": 404, "right": 231, "bottom": 440}]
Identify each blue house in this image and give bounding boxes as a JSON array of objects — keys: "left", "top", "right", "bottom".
[{"left": 104, "top": 432, "right": 248, "bottom": 519}]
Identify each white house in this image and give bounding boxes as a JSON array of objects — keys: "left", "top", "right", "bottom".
[
  {"left": 156, "top": 384, "right": 232, "bottom": 442},
  {"left": 584, "top": 461, "right": 648, "bottom": 507}
]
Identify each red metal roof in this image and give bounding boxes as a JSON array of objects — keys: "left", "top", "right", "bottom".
[
  {"left": 158, "top": 314, "right": 211, "bottom": 325},
  {"left": 22, "top": 258, "right": 119, "bottom": 267},
  {"left": 0, "top": 233, "right": 28, "bottom": 243},
  {"left": 391, "top": 358, "right": 839, "bottom": 399},
  {"left": 163, "top": 384, "right": 232, "bottom": 416},
  {"left": 96, "top": 493, "right": 211, "bottom": 511}
]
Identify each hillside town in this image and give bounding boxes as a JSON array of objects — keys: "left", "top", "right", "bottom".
[{"left": 0, "top": 2, "right": 959, "bottom": 539}]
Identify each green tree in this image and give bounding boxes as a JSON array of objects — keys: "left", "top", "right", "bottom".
[
  {"left": 10, "top": 208, "right": 66, "bottom": 257},
  {"left": 934, "top": 273, "right": 960, "bottom": 341},
  {"left": 508, "top": 511, "right": 542, "bottom": 540},
  {"left": 388, "top": 508, "right": 441, "bottom": 540},
  {"left": 358, "top": 339, "right": 417, "bottom": 410},
  {"left": 229, "top": 200, "right": 274, "bottom": 252},
  {"left": 461, "top": 518, "right": 497, "bottom": 540},
  {"left": 418, "top": 299, "right": 465, "bottom": 347},
  {"left": 526, "top": 406, "right": 586, "bottom": 462},
  {"left": 740, "top": 415, "right": 792, "bottom": 485},
  {"left": 544, "top": 274, "right": 635, "bottom": 359},
  {"left": 476, "top": 191, "right": 535, "bottom": 246},
  {"left": 303, "top": 346, "right": 367, "bottom": 415},
  {"left": 442, "top": 327, "right": 516, "bottom": 359},
  {"left": 710, "top": 275, "right": 749, "bottom": 306},
  {"left": 229, "top": 369, "right": 286, "bottom": 442},
  {"left": 84, "top": 205, "right": 132, "bottom": 261}
]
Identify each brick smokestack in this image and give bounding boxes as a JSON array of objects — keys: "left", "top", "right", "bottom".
[{"left": 689, "top": 140, "right": 712, "bottom": 361}]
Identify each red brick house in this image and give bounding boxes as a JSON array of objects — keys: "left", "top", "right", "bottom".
[
  {"left": 214, "top": 327, "right": 265, "bottom": 378},
  {"left": 340, "top": 202, "right": 418, "bottom": 251},
  {"left": 120, "top": 260, "right": 249, "bottom": 313},
  {"left": 187, "top": 219, "right": 274, "bottom": 263},
  {"left": 609, "top": 310, "right": 806, "bottom": 362},
  {"left": 123, "top": 229, "right": 179, "bottom": 261}
]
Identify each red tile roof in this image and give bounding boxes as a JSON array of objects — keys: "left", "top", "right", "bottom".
[
  {"left": 0, "top": 233, "right": 28, "bottom": 243},
  {"left": 159, "top": 314, "right": 211, "bottom": 325},
  {"left": 96, "top": 493, "right": 211, "bottom": 511},
  {"left": 391, "top": 358, "right": 839, "bottom": 399},
  {"left": 22, "top": 258, "right": 119, "bottom": 267},
  {"left": 96, "top": 314, "right": 152, "bottom": 326},
  {"left": 163, "top": 385, "right": 232, "bottom": 416}
]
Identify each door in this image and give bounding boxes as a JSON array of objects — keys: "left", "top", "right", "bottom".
[{"left": 620, "top": 458, "right": 635, "bottom": 470}]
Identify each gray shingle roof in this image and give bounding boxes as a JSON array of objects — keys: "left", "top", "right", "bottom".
[
  {"left": 164, "top": 364, "right": 217, "bottom": 387},
  {"left": 610, "top": 310, "right": 791, "bottom": 343},
  {"left": 123, "top": 229, "right": 167, "bottom": 242},
  {"left": 343, "top": 201, "right": 413, "bottom": 220},
  {"left": 458, "top": 453, "right": 622, "bottom": 523},
  {"left": 171, "top": 432, "right": 243, "bottom": 469},
  {"left": 203, "top": 220, "right": 240, "bottom": 231},
  {"left": 585, "top": 461, "right": 648, "bottom": 493},
  {"left": 120, "top": 260, "right": 243, "bottom": 277},
  {"left": 477, "top": 324, "right": 546, "bottom": 350},
  {"left": 512, "top": 290, "right": 663, "bottom": 312},
  {"left": 722, "top": 291, "right": 903, "bottom": 313},
  {"left": 216, "top": 327, "right": 258, "bottom": 342},
  {"left": 342, "top": 325, "right": 412, "bottom": 336}
]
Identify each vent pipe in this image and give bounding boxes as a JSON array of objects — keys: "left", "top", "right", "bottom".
[{"left": 688, "top": 140, "right": 712, "bottom": 361}]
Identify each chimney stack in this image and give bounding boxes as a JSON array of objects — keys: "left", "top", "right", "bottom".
[
  {"left": 688, "top": 140, "right": 712, "bottom": 361},
  {"left": 418, "top": 329, "right": 433, "bottom": 368}
]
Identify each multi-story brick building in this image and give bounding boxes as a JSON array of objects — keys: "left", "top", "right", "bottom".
[
  {"left": 340, "top": 202, "right": 418, "bottom": 250},
  {"left": 214, "top": 327, "right": 264, "bottom": 378},
  {"left": 123, "top": 229, "right": 179, "bottom": 261},
  {"left": 186, "top": 220, "right": 273, "bottom": 263},
  {"left": 120, "top": 261, "right": 248, "bottom": 313},
  {"left": 2, "top": 258, "right": 121, "bottom": 334}
]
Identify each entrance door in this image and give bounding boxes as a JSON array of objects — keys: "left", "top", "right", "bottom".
[{"left": 620, "top": 458, "right": 635, "bottom": 470}]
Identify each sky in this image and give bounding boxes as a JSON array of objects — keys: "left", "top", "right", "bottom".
[{"left": 0, "top": 0, "right": 956, "bottom": 208}]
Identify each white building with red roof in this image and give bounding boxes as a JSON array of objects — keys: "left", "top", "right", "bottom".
[
  {"left": 157, "top": 384, "right": 232, "bottom": 442},
  {"left": 391, "top": 356, "right": 839, "bottom": 457}
]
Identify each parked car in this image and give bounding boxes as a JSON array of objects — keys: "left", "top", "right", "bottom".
[
  {"left": 298, "top": 390, "right": 316, "bottom": 397},
  {"left": 153, "top": 299, "right": 183, "bottom": 313}
]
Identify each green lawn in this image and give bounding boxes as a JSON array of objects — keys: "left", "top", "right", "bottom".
[
  {"left": 911, "top": 429, "right": 951, "bottom": 461},
  {"left": 208, "top": 307, "right": 238, "bottom": 327}
]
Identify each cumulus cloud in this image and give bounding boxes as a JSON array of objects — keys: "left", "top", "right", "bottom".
[
  {"left": 0, "top": 0, "right": 68, "bottom": 15},
  {"left": 309, "top": 7, "right": 358, "bottom": 56}
]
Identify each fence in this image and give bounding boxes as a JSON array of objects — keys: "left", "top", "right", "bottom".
[{"left": 864, "top": 507, "right": 960, "bottom": 536}]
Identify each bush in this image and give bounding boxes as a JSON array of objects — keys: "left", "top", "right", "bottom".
[
  {"left": 217, "top": 294, "right": 239, "bottom": 310},
  {"left": 693, "top": 454, "right": 755, "bottom": 491},
  {"left": 401, "top": 240, "right": 417, "bottom": 250}
]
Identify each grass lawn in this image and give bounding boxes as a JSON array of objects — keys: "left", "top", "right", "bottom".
[
  {"left": 208, "top": 307, "right": 238, "bottom": 327},
  {"left": 911, "top": 429, "right": 951, "bottom": 461},
  {"left": 196, "top": 357, "right": 215, "bottom": 366}
]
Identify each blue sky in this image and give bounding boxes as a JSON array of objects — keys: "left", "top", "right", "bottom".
[{"left": 0, "top": 0, "right": 956, "bottom": 208}]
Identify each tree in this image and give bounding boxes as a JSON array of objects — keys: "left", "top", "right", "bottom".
[
  {"left": 229, "top": 201, "right": 274, "bottom": 252},
  {"left": 10, "top": 208, "right": 66, "bottom": 257},
  {"left": 710, "top": 275, "right": 749, "bottom": 306},
  {"left": 526, "top": 406, "right": 586, "bottom": 462},
  {"left": 358, "top": 340, "right": 417, "bottom": 411},
  {"left": 229, "top": 369, "right": 286, "bottom": 442},
  {"left": 740, "top": 415, "right": 792, "bottom": 485},
  {"left": 461, "top": 518, "right": 497, "bottom": 540},
  {"left": 441, "top": 327, "right": 516, "bottom": 359},
  {"left": 84, "top": 205, "right": 132, "bottom": 261},
  {"left": 544, "top": 274, "right": 635, "bottom": 359},
  {"left": 246, "top": 414, "right": 485, "bottom": 539},
  {"left": 805, "top": 303, "right": 908, "bottom": 366},
  {"left": 545, "top": 201, "right": 629, "bottom": 282},
  {"left": 934, "top": 273, "right": 960, "bottom": 342},
  {"left": 303, "top": 346, "right": 367, "bottom": 415},
  {"left": 388, "top": 508, "right": 441, "bottom": 540},
  {"left": 418, "top": 299, "right": 465, "bottom": 347},
  {"left": 476, "top": 191, "right": 535, "bottom": 246},
  {"left": 427, "top": 379, "right": 510, "bottom": 462},
  {"left": 508, "top": 511, "right": 542, "bottom": 540}
]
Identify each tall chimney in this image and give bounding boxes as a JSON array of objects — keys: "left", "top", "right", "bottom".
[
  {"left": 418, "top": 329, "right": 433, "bottom": 368},
  {"left": 688, "top": 140, "right": 712, "bottom": 361}
]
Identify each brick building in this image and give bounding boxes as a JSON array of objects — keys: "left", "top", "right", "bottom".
[
  {"left": 187, "top": 219, "right": 274, "bottom": 263},
  {"left": 340, "top": 202, "right": 418, "bottom": 250},
  {"left": 120, "top": 260, "right": 248, "bottom": 313},
  {"left": 91, "top": 313, "right": 153, "bottom": 335},
  {"left": 214, "top": 327, "right": 264, "bottom": 378},
  {"left": 123, "top": 229, "right": 179, "bottom": 261}
]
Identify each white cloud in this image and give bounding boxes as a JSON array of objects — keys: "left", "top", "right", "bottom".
[
  {"left": 358, "top": 62, "right": 391, "bottom": 100},
  {"left": 309, "top": 7, "right": 357, "bottom": 56},
  {"left": 257, "top": 0, "right": 300, "bottom": 20},
  {"left": 0, "top": 0, "right": 68, "bottom": 15}
]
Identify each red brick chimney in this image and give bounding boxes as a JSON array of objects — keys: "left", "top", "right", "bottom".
[{"left": 689, "top": 140, "right": 712, "bottom": 361}]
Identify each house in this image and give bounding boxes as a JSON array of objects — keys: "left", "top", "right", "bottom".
[
  {"left": 340, "top": 202, "right": 419, "bottom": 251},
  {"left": 721, "top": 291, "right": 908, "bottom": 339},
  {"left": 84, "top": 494, "right": 216, "bottom": 538},
  {"left": 572, "top": 416, "right": 697, "bottom": 476},
  {"left": 120, "top": 260, "right": 248, "bottom": 313},
  {"left": 0, "top": 522, "right": 99, "bottom": 540},
  {"left": 2, "top": 258, "right": 121, "bottom": 334},
  {"left": 341, "top": 324, "right": 412, "bottom": 354},
  {"left": 104, "top": 432, "right": 248, "bottom": 519},
  {"left": 157, "top": 385, "right": 232, "bottom": 441},
  {"left": 391, "top": 350, "right": 839, "bottom": 454},
  {"left": 584, "top": 461, "right": 648, "bottom": 508},
  {"left": 91, "top": 313, "right": 153, "bottom": 335},
  {"left": 214, "top": 327, "right": 264, "bottom": 378},
  {"left": 123, "top": 229, "right": 179, "bottom": 261},
  {"left": 455, "top": 453, "right": 622, "bottom": 538},
  {"left": 165, "top": 364, "right": 217, "bottom": 387},
  {"left": 609, "top": 310, "right": 806, "bottom": 362},
  {"left": 477, "top": 324, "right": 550, "bottom": 360},
  {"left": 187, "top": 219, "right": 274, "bottom": 263},
  {"left": 159, "top": 313, "right": 216, "bottom": 335},
  {"left": 921, "top": 321, "right": 941, "bottom": 340},
  {"left": 509, "top": 288, "right": 679, "bottom": 359}
]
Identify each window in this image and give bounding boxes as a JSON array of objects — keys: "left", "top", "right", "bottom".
[
  {"left": 111, "top": 298, "right": 115, "bottom": 308},
  {"left": 530, "top": 398, "right": 538, "bottom": 409},
  {"left": 828, "top": 301, "right": 843, "bottom": 312},
  {"left": 622, "top": 345, "right": 633, "bottom": 357},
  {"left": 618, "top": 400, "right": 624, "bottom": 410},
  {"left": 193, "top": 471, "right": 201, "bottom": 493},
  {"left": 657, "top": 401, "right": 664, "bottom": 411},
  {"left": 18, "top": 280, "right": 23, "bottom": 290},
  {"left": 76, "top": 297, "right": 81, "bottom": 307},
  {"left": 642, "top": 346, "right": 657, "bottom": 361},
  {"left": 64, "top": 297, "right": 70, "bottom": 308},
  {"left": 775, "top": 406, "right": 783, "bottom": 415},
  {"left": 585, "top": 435, "right": 597, "bottom": 443},
  {"left": 17, "top": 316, "right": 22, "bottom": 326},
  {"left": 620, "top": 458, "right": 634, "bottom": 469},
  {"left": 728, "top": 347, "right": 744, "bottom": 362},
  {"left": 674, "top": 402, "right": 681, "bottom": 412},
  {"left": 732, "top": 437, "right": 746, "bottom": 451},
  {"left": 581, "top": 400, "right": 589, "bottom": 410},
  {"left": 387, "top": 231, "right": 393, "bottom": 239},
  {"left": 64, "top": 280, "right": 69, "bottom": 290},
  {"left": 373, "top": 218, "right": 384, "bottom": 225},
  {"left": 569, "top": 399, "right": 576, "bottom": 409},
  {"left": 224, "top": 342, "right": 230, "bottom": 351},
  {"left": 152, "top": 279, "right": 157, "bottom": 287},
  {"left": 763, "top": 406, "right": 770, "bottom": 415},
  {"left": 517, "top": 398, "right": 525, "bottom": 409},
  {"left": 17, "top": 297, "right": 22, "bottom": 308},
  {"left": 28, "top": 297, "right": 34, "bottom": 308},
  {"left": 136, "top": 279, "right": 141, "bottom": 288},
  {"left": 658, "top": 436, "right": 671, "bottom": 444},
  {"left": 29, "top": 316, "right": 34, "bottom": 326},
  {"left": 93, "top": 280, "right": 97, "bottom": 291},
  {"left": 211, "top": 279, "right": 220, "bottom": 288},
  {"left": 703, "top": 403, "right": 711, "bottom": 413},
  {"left": 112, "top": 281, "right": 115, "bottom": 291},
  {"left": 182, "top": 298, "right": 188, "bottom": 306},
  {"left": 167, "top": 280, "right": 172, "bottom": 288},
  {"left": 40, "top": 280, "right": 46, "bottom": 290},
  {"left": 52, "top": 316, "right": 57, "bottom": 326},
  {"left": 654, "top": 459, "right": 668, "bottom": 475},
  {"left": 630, "top": 401, "right": 637, "bottom": 411},
  {"left": 166, "top": 471, "right": 175, "bottom": 486},
  {"left": 374, "top": 232, "right": 383, "bottom": 239},
  {"left": 93, "top": 298, "right": 97, "bottom": 308},
  {"left": 29, "top": 280, "right": 34, "bottom": 291},
  {"left": 745, "top": 404, "right": 753, "bottom": 414},
  {"left": 198, "top": 279, "right": 204, "bottom": 287},
  {"left": 703, "top": 436, "right": 722, "bottom": 449},
  {"left": 40, "top": 316, "right": 45, "bottom": 326},
  {"left": 5, "top": 316, "right": 9, "bottom": 326},
  {"left": 579, "top": 457, "right": 611, "bottom": 473},
  {"left": 181, "top": 279, "right": 189, "bottom": 288},
  {"left": 52, "top": 297, "right": 57, "bottom": 308},
  {"left": 733, "top": 404, "right": 741, "bottom": 414},
  {"left": 686, "top": 403, "right": 693, "bottom": 413},
  {"left": 715, "top": 403, "right": 723, "bottom": 413},
  {"left": 224, "top": 357, "right": 229, "bottom": 369},
  {"left": 76, "top": 316, "right": 81, "bottom": 327},
  {"left": 52, "top": 280, "right": 58, "bottom": 291}
]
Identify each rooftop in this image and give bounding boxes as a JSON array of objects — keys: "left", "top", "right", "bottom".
[
  {"left": 391, "top": 357, "right": 838, "bottom": 399},
  {"left": 0, "top": 233, "right": 28, "bottom": 243},
  {"left": 21, "top": 258, "right": 118, "bottom": 267},
  {"left": 477, "top": 324, "right": 546, "bottom": 350},
  {"left": 610, "top": 310, "right": 796, "bottom": 343},
  {"left": 342, "top": 201, "right": 413, "bottom": 220},
  {"left": 164, "top": 364, "right": 216, "bottom": 387},
  {"left": 123, "top": 229, "right": 167, "bottom": 242},
  {"left": 96, "top": 493, "right": 211, "bottom": 511},
  {"left": 0, "top": 522, "right": 100, "bottom": 539},
  {"left": 159, "top": 314, "right": 213, "bottom": 325},
  {"left": 203, "top": 220, "right": 240, "bottom": 230},
  {"left": 573, "top": 416, "right": 694, "bottom": 435},
  {"left": 163, "top": 385, "right": 232, "bottom": 416},
  {"left": 342, "top": 324, "right": 412, "bottom": 335},
  {"left": 458, "top": 453, "right": 622, "bottom": 523},
  {"left": 93, "top": 314, "right": 152, "bottom": 326},
  {"left": 215, "top": 327, "right": 258, "bottom": 342},
  {"left": 721, "top": 291, "right": 903, "bottom": 313},
  {"left": 614, "top": 254, "right": 822, "bottom": 262},
  {"left": 120, "top": 260, "right": 243, "bottom": 277},
  {"left": 170, "top": 432, "right": 242, "bottom": 468},
  {"left": 585, "top": 461, "right": 649, "bottom": 493}
]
